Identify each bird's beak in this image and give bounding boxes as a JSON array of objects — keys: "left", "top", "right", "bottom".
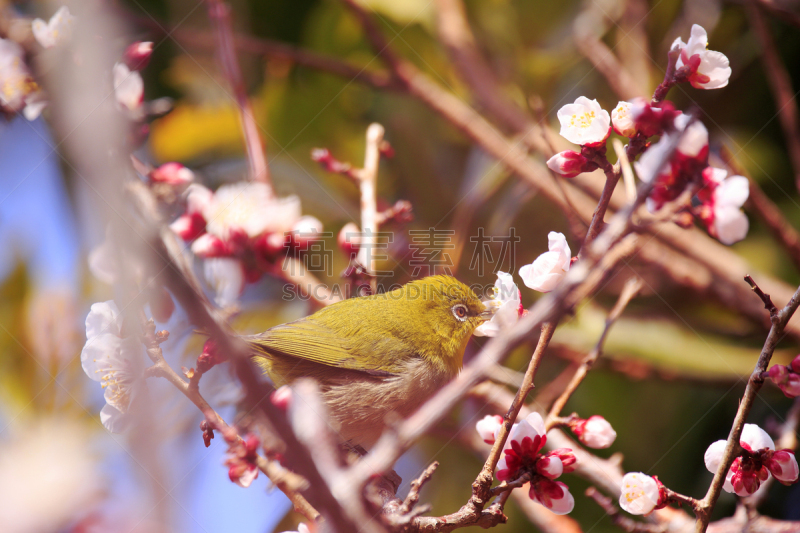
[{"left": 480, "top": 300, "right": 500, "bottom": 321}]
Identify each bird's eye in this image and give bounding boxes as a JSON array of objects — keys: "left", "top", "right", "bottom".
[{"left": 452, "top": 304, "right": 468, "bottom": 321}]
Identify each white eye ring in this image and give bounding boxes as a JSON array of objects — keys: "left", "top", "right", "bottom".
[{"left": 452, "top": 304, "right": 468, "bottom": 321}]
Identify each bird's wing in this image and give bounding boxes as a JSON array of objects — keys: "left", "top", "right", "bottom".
[{"left": 246, "top": 318, "right": 403, "bottom": 376}]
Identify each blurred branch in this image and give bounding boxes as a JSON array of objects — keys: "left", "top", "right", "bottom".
[
  {"left": 747, "top": 1, "right": 800, "bottom": 192},
  {"left": 748, "top": 0, "right": 800, "bottom": 29},
  {"left": 545, "top": 276, "right": 642, "bottom": 430},
  {"left": 355, "top": 124, "right": 385, "bottom": 293},
  {"left": 205, "top": 0, "right": 271, "bottom": 187},
  {"left": 694, "top": 278, "right": 800, "bottom": 533}
]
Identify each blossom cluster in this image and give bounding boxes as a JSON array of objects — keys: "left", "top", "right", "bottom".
[
  {"left": 225, "top": 433, "right": 261, "bottom": 488},
  {"left": 620, "top": 423, "right": 799, "bottom": 515},
  {"left": 475, "top": 231, "right": 572, "bottom": 336},
  {"left": 766, "top": 354, "right": 800, "bottom": 398},
  {"left": 169, "top": 181, "right": 323, "bottom": 306},
  {"left": 546, "top": 25, "right": 748, "bottom": 246},
  {"left": 476, "top": 412, "right": 578, "bottom": 514}
]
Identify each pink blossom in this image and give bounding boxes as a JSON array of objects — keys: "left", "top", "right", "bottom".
[
  {"left": 192, "top": 233, "right": 232, "bottom": 257},
  {"left": 123, "top": 41, "right": 154, "bottom": 71},
  {"left": 766, "top": 450, "right": 799, "bottom": 484},
  {"left": 767, "top": 365, "right": 800, "bottom": 398},
  {"left": 474, "top": 271, "right": 522, "bottom": 337},
  {"left": 196, "top": 338, "right": 225, "bottom": 374},
  {"left": 203, "top": 182, "right": 301, "bottom": 241},
  {"left": 697, "top": 167, "right": 749, "bottom": 245},
  {"left": 611, "top": 101, "right": 637, "bottom": 137},
  {"left": 338, "top": 222, "right": 361, "bottom": 257},
  {"left": 476, "top": 414, "right": 504, "bottom": 444},
  {"left": 619, "top": 472, "right": 663, "bottom": 515},
  {"left": 571, "top": 415, "right": 617, "bottom": 449},
  {"left": 673, "top": 113, "right": 708, "bottom": 159},
  {"left": 225, "top": 434, "right": 260, "bottom": 488},
  {"left": 792, "top": 354, "right": 800, "bottom": 374},
  {"left": 271, "top": 385, "right": 293, "bottom": 411},
  {"left": 556, "top": 97, "right": 611, "bottom": 146},
  {"left": 113, "top": 62, "right": 144, "bottom": 112},
  {"left": 530, "top": 480, "right": 575, "bottom": 515},
  {"left": 496, "top": 412, "right": 547, "bottom": 481},
  {"left": 32, "top": 6, "right": 75, "bottom": 49},
  {"left": 673, "top": 25, "right": 732, "bottom": 90},
  {"left": 705, "top": 424, "right": 775, "bottom": 497},
  {"left": 536, "top": 455, "right": 563, "bottom": 479},
  {"left": 151, "top": 162, "right": 195, "bottom": 185},
  {"left": 546, "top": 150, "right": 589, "bottom": 178},
  {"left": 519, "top": 232, "right": 571, "bottom": 292}
]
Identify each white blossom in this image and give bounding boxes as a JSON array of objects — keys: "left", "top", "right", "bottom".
[
  {"left": 674, "top": 25, "right": 732, "bottom": 90},
  {"left": 0, "top": 39, "right": 46, "bottom": 119},
  {"left": 113, "top": 62, "right": 143, "bottom": 112},
  {"left": 476, "top": 414, "right": 503, "bottom": 444},
  {"left": 81, "top": 301, "right": 145, "bottom": 432},
  {"left": 611, "top": 101, "right": 637, "bottom": 137},
  {"left": 204, "top": 257, "right": 245, "bottom": 307},
  {"left": 578, "top": 416, "right": 617, "bottom": 449},
  {"left": 203, "top": 182, "right": 301, "bottom": 240},
  {"left": 620, "top": 472, "right": 661, "bottom": 515},
  {"left": 32, "top": 6, "right": 75, "bottom": 49},
  {"left": 519, "top": 232, "right": 571, "bottom": 292},
  {"left": 556, "top": 96, "right": 611, "bottom": 146},
  {"left": 473, "top": 271, "right": 521, "bottom": 337},
  {"left": 712, "top": 172, "right": 749, "bottom": 245}
]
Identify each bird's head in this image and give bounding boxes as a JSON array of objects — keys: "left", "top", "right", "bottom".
[{"left": 385, "top": 275, "right": 490, "bottom": 375}]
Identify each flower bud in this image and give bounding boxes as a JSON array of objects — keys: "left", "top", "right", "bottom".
[
  {"left": 549, "top": 448, "right": 577, "bottom": 473},
  {"left": 766, "top": 450, "right": 800, "bottom": 484},
  {"left": 546, "top": 150, "right": 589, "bottom": 178},
  {"left": 611, "top": 101, "right": 637, "bottom": 137},
  {"left": 289, "top": 215, "right": 324, "bottom": 248},
  {"left": 170, "top": 212, "right": 206, "bottom": 241},
  {"left": 536, "top": 455, "right": 564, "bottom": 479},
  {"left": 123, "top": 41, "right": 154, "bottom": 71},
  {"left": 191, "top": 233, "right": 232, "bottom": 257},
  {"left": 475, "top": 414, "right": 503, "bottom": 445},
  {"left": 572, "top": 415, "right": 617, "bottom": 449},
  {"left": 197, "top": 338, "right": 225, "bottom": 374},
  {"left": 150, "top": 162, "right": 195, "bottom": 186},
  {"left": 271, "top": 385, "right": 293, "bottom": 411},
  {"left": 791, "top": 354, "right": 800, "bottom": 374},
  {"left": 338, "top": 222, "right": 362, "bottom": 257}
]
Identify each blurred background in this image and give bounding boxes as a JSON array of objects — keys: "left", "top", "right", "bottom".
[{"left": 1, "top": 0, "right": 800, "bottom": 531}]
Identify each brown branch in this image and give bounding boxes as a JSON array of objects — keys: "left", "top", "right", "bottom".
[
  {"left": 206, "top": 0, "right": 271, "bottom": 187},
  {"left": 399, "top": 462, "right": 439, "bottom": 516},
  {"left": 137, "top": 311, "right": 319, "bottom": 521},
  {"left": 546, "top": 276, "right": 643, "bottom": 430},
  {"left": 748, "top": 1, "right": 800, "bottom": 192},
  {"left": 694, "top": 282, "right": 800, "bottom": 533},
  {"left": 745, "top": 275, "right": 779, "bottom": 321}
]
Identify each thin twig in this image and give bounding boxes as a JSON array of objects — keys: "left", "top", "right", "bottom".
[
  {"left": 399, "top": 461, "right": 439, "bottom": 515},
  {"left": 206, "top": 0, "right": 271, "bottom": 187},
  {"left": 355, "top": 123, "right": 385, "bottom": 293},
  {"left": 745, "top": 275, "right": 779, "bottom": 321},
  {"left": 546, "top": 276, "right": 642, "bottom": 429},
  {"left": 693, "top": 282, "right": 800, "bottom": 533}
]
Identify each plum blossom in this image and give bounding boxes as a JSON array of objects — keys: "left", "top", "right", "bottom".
[
  {"left": 170, "top": 184, "right": 212, "bottom": 241},
  {"left": 546, "top": 150, "right": 592, "bottom": 178},
  {"left": 476, "top": 414, "right": 504, "bottom": 444},
  {"left": 225, "top": 433, "right": 260, "bottom": 488},
  {"left": 673, "top": 24, "right": 732, "bottom": 90},
  {"left": 530, "top": 480, "right": 575, "bottom": 515},
  {"left": 611, "top": 101, "right": 637, "bottom": 137},
  {"left": 697, "top": 167, "right": 749, "bottom": 245},
  {"left": 766, "top": 450, "right": 800, "bottom": 484},
  {"left": 32, "top": 6, "right": 75, "bottom": 49},
  {"left": 673, "top": 113, "right": 709, "bottom": 159},
  {"left": 150, "top": 162, "right": 195, "bottom": 186},
  {"left": 113, "top": 62, "right": 144, "bottom": 112},
  {"left": 474, "top": 271, "right": 522, "bottom": 337},
  {"left": 204, "top": 182, "right": 301, "bottom": 241},
  {"left": 620, "top": 472, "right": 665, "bottom": 515},
  {"left": 519, "top": 232, "right": 571, "bottom": 292},
  {"left": 570, "top": 415, "right": 617, "bottom": 449},
  {"left": 203, "top": 257, "right": 245, "bottom": 307},
  {"left": 767, "top": 364, "right": 800, "bottom": 398},
  {"left": 631, "top": 99, "right": 680, "bottom": 138},
  {"left": 81, "top": 301, "right": 145, "bottom": 432},
  {"left": 0, "top": 39, "right": 46, "bottom": 120},
  {"left": 492, "top": 412, "right": 577, "bottom": 513},
  {"left": 557, "top": 97, "right": 611, "bottom": 146},
  {"left": 123, "top": 41, "right": 154, "bottom": 71},
  {"left": 705, "top": 424, "right": 779, "bottom": 497}
]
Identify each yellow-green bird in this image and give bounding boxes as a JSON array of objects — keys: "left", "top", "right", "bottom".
[{"left": 246, "top": 275, "right": 489, "bottom": 449}]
